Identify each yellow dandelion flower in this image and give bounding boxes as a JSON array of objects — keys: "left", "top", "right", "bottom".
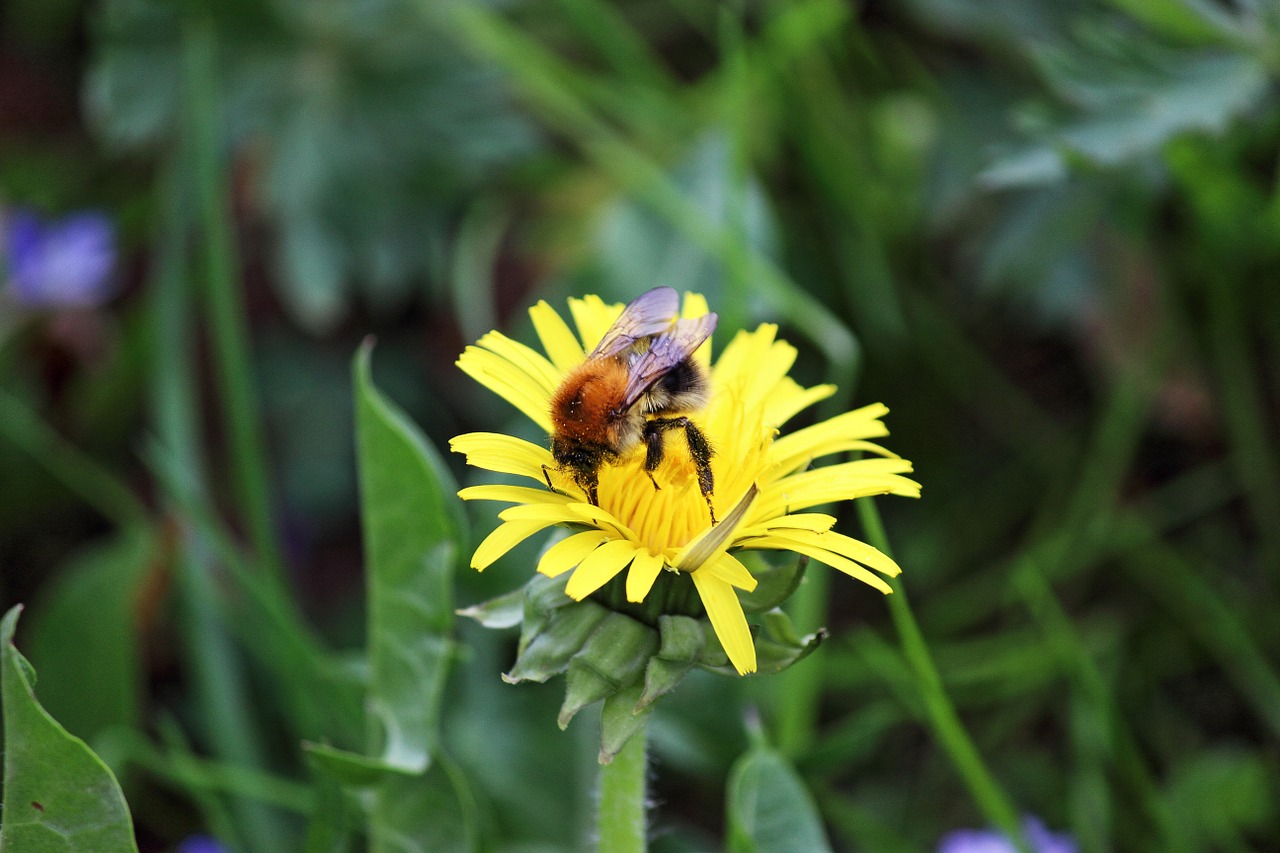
[{"left": 450, "top": 289, "right": 920, "bottom": 676}]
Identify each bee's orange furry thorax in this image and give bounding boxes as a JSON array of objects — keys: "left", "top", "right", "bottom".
[{"left": 550, "top": 359, "right": 631, "bottom": 446}]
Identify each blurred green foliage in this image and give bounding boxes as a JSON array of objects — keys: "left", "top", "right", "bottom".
[{"left": 2, "top": 0, "right": 1279, "bottom": 850}]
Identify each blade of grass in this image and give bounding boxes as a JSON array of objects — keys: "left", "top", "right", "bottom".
[
  {"left": 1008, "top": 361, "right": 1153, "bottom": 850},
  {"left": 1120, "top": 528, "right": 1280, "bottom": 741},
  {"left": 551, "top": 0, "right": 676, "bottom": 91},
  {"left": 1204, "top": 277, "right": 1280, "bottom": 570},
  {"left": 105, "top": 727, "right": 315, "bottom": 815},
  {"left": 443, "top": 1, "right": 860, "bottom": 408},
  {"left": 148, "top": 150, "right": 288, "bottom": 850},
  {"left": 0, "top": 389, "right": 147, "bottom": 528},
  {"left": 182, "top": 10, "right": 286, "bottom": 582},
  {"left": 1013, "top": 555, "right": 1185, "bottom": 853},
  {"left": 902, "top": 286, "right": 1071, "bottom": 469},
  {"left": 857, "top": 498, "right": 1030, "bottom": 853},
  {"left": 143, "top": 437, "right": 362, "bottom": 743}
]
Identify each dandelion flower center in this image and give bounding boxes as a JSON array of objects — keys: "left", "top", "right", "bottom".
[{"left": 595, "top": 428, "right": 714, "bottom": 555}]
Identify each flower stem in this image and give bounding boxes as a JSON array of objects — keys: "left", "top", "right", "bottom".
[
  {"left": 597, "top": 723, "right": 648, "bottom": 853},
  {"left": 857, "top": 497, "right": 1030, "bottom": 853}
]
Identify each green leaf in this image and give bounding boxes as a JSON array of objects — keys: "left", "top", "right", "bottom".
[
  {"left": 1103, "top": 0, "right": 1244, "bottom": 45},
  {"left": 355, "top": 339, "right": 466, "bottom": 772},
  {"left": 983, "top": 48, "right": 1268, "bottom": 189},
  {"left": 303, "top": 742, "right": 416, "bottom": 788},
  {"left": 24, "top": 529, "right": 154, "bottom": 750},
  {"left": 355, "top": 340, "right": 472, "bottom": 852},
  {"left": 1167, "top": 747, "right": 1274, "bottom": 847},
  {"left": 368, "top": 755, "right": 480, "bottom": 853},
  {"left": 726, "top": 744, "right": 832, "bottom": 853},
  {"left": 275, "top": 213, "right": 348, "bottom": 333},
  {"left": 0, "top": 605, "right": 139, "bottom": 852},
  {"left": 596, "top": 133, "right": 776, "bottom": 320}
]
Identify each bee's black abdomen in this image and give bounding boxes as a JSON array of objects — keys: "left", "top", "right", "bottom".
[{"left": 645, "top": 357, "right": 709, "bottom": 415}]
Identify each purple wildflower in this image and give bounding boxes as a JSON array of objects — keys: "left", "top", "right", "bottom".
[
  {"left": 3, "top": 208, "right": 116, "bottom": 308},
  {"left": 938, "top": 816, "right": 1077, "bottom": 853},
  {"left": 175, "top": 835, "right": 232, "bottom": 853}
]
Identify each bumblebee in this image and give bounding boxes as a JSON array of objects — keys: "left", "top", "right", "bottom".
[{"left": 544, "top": 287, "right": 718, "bottom": 522}]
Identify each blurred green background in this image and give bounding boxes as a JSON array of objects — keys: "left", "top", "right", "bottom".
[{"left": 1, "top": 0, "right": 1278, "bottom": 850}]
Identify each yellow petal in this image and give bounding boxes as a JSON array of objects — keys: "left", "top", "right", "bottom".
[
  {"left": 564, "top": 501, "right": 638, "bottom": 541},
  {"left": 564, "top": 539, "right": 637, "bottom": 600},
  {"left": 768, "top": 403, "right": 893, "bottom": 472},
  {"left": 472, "top": 519, "right": 557, "bottom": 571},
  {"left": 681, "top": 292, "right": 714, "bottom": 363},
  {"left": 711, "top": 325, "right": 773, "bottom": 390},
  {"left": 457, "top": 347, "right": 554, "bottom": 432},
  {"left": 529, "top": 300, "right": 585, "bottom": 373},
  {"left": 498, "top": 503, "right": 580, "bottom": 523},
  {"left": 538, "top": 530, "right": 612, "bottom": 577},
  {"left": 680, "top": 292, "right": 710, "bottom": 318},
  {"left": 475, "top": 331, "right": 561, "bottom": 397},
  {"left": 765, "top": 440, "right": 897, "bottom": 481},
  {"left": 763, "top": 380, "right": 836, "bottom": 429},
  {"left": 690, "top": 570, "right": 756, "bottom": 675},
  {"left": 803, "top": 528, "right": 902, "bottom": 577},
  {"left": 756, "top": 459, "right": 920, "bottom": 516},
  {"left": 705, "top": 551, "right": 757, "bottom": 592},
  {"left": 569, "top": 294, "right": 623, "bottom": 351},
  {"left": 740, "top": 513, "right": 835, "bottom": 537},
  {"left": 458, "top": 484, "right": 569, "bottom": 506},
  {"left": 744, "top": 533, "right": 892, "bottom": 594},
  {"left": 625, "top": 548, "right": 666, "bottom": 602},
  {"left": 449, "top": 433, "right": 552, "bottom": 481}
]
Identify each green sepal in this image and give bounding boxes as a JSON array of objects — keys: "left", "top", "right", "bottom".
[
  {"left": 599, "top": 682, "right": 653, "bottom": 764},
  {"left": 503, "top": 577, "right": 610, "bottom": 684},
  {"left": 518, "top": 572, "right": 576, "bottom": 643},
  {"left": 753, "top": 609, "right": 826, "bottom": 675},
  {"left": 656, "top": 614, "right": 706, "bottom": 660},
  {"left": 736, "top": 553, "right": 809, "bottom": 615},
  {"left": 700, "top": 609, "right": 826, "bottom": 677},
  {"left": 636, "top": 615, "right": 705, "bottom": 710},
  {"left": 466, "top": 563, "right": 827, "bottom": 763},
  {"left": 455, "top": 587, "right": 524, "bottom": 630},
  {"left": 558, "top": 613, "right": 659, "bottom": 729}
]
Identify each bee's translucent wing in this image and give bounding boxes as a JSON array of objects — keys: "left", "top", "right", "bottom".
[
  {"left": 620, "top": 313, "right": 717, "bottom": 408},
  {"left": 589, "top": 287, "right": 681, "bottom": 359}
]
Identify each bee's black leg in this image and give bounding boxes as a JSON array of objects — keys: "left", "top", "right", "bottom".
[
  {"left": 646, "top": 417, "right": 716, "bottom": 524},
  {"left": 680, "top": 419, "right": 717, "bottom": 524},
  {"left": 644, "top": 424, "right": 666, "bottom": 491},
  {"left": 541, "top": 464, "right": 556, "bottom": 492}
]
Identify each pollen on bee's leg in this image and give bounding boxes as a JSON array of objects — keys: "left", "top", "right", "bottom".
[{"left": 541, "top": 464, "right": 577, "bottom": 501}]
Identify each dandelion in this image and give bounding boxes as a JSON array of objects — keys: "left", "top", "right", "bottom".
[{"left": 450, "top": 289, "right": 919, "bottom": 676}]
